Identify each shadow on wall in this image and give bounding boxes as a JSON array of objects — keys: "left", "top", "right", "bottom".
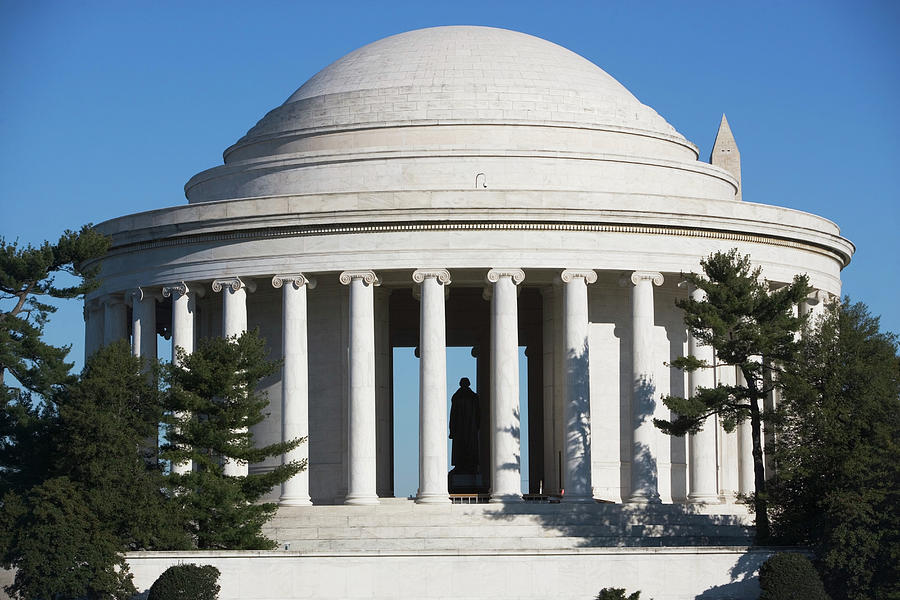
[
  {"left": 631, "top": 376, "right": 658, "bottom": 499},
  {"left": 694, "top": 551, "right": 770, "bottom": 599},
  {"left": 497, "top": 405, "right": 520, "bottom": 473}
]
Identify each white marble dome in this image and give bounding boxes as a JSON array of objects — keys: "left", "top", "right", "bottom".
[{"left": 185, "top": 26, "right": 722, "bottom": 205}]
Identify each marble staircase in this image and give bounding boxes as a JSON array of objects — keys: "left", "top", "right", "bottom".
[{"left": 263, "top": 499, "right": 754, "bottom": 553}]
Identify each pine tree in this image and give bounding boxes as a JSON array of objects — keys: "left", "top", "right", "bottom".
[
  {"left": 1, "top": 342, "right": 188, "bottom": 599},
  {"left": 773, "top": 300, "right": 900, "bottom": 600},
  {"left": 162, "top": 330, "right": 306, "bottom": 549},
  {"left": 0, "top": 477, "right": 136, "bottom": 600},
  {"left": 0, "top": 225, "right": 109, "bottom": 494},
  {"left": 654, "top": 249, "right": 809, "bottom": 541}
]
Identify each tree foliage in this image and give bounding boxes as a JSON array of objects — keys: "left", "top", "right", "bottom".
[
  {"left": 162, "top": 330, "right": 306, "bottom": 549},
  {"left": 147, "top": 563, "right": 221, "bottom": 600},
  {"left": 0, "top": 477, "right": 136, "bottom": 600},
  {"left": 654, "top": 249, "right": 809, "bottom": 540},
  {"left": 0, "top": 226, "right": 109, "bottom": 496},
  {"left": 0, "top": 225, "right": 109, "bottom": 397},
  {"left": 772, "top": 300, "right": 900, "bottom": 600},
  {"left": 0, "top": 343, "right": 189, "bottom": 599},
  {"left": 758, "top": 552, "right": 830, "bottom": 600}
]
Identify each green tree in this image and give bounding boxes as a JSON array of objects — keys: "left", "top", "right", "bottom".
[
  {"left": 163, "top": 330, "right": 306, "bottom": 549},
  {"left": 654, "top": 250, "right": 809, "bottom": 541},
  {"left": 0, "top": 477, "right": 136, "bottom": 600},
  {"left": 0, "top": 225, "right": 109, "bottom": 494},
  {"left": 53, "top": 341, "right": 190, "bottom": 551},
  {"left": 772, "top": 300, "right": 900, "bottom": 600},
  {"left": 1, "top": 343, "right": 190, "bottom": 598}
]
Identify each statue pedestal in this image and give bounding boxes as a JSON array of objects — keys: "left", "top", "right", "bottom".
[{"left": 448, "top": 469, "right": 483, "bottom": 494}]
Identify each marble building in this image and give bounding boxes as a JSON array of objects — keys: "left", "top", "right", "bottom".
[{"left": 84, "top": 26, "right": 852, "bottom": 512}]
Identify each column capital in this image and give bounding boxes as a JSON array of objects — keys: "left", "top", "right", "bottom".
[
  {"left": 340, "top": 270, "right": 380, "bottom": 286},
  {"left": 560, "top": 269, "right": 598, "bottom": 284},
  {"left": 412, "top": 269, "right": 451, "bottom": 285},
  {"left": 162, "top": 281, "right": 205, "bottom": 298},
  {"left": 804, "top": 289, "right": 828, "bottom": 306},
  {"left": 211, "top": 276, "right": 257, "bottom": 294},
  {"left": 628, "top": 271, "right": 664, "bottom": 287},
  {"left": 485, "top": 268, "right": 525, "bottom": 285},
  {"left": 272, "top": 273, "right": 317, "bottom": 290},
  {"left": 130, "top": 286, "right": 162, "bottom": 305},
  {"left": 102, "top": 293, "right": 127, "bottom": 307}
]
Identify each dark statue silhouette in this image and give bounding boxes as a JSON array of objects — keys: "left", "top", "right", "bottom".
[{"left": 449, "top": 377, "right": 480, "bottom": 476}]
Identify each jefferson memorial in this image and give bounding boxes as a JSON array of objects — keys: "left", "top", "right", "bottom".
[{"left": 84, "top": 26, "right": 852, "bottom": 598}]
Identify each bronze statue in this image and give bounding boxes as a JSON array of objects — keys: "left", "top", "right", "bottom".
[{"left": 449, "top": 377, "right": 479, "bottom": 474}]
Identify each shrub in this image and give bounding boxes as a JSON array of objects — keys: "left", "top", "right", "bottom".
[
  {"left": 759, "top": 552, "right": 829, "bottom": 600},
  {"left": 147, "top": 563, "right": 221, "bottom": 600},
  {"left": 596, "top": 588, "right": 641, "bottom": 600}
]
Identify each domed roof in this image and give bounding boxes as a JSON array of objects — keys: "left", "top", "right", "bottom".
[
  {"left": 187, "top": 26, "right": 714, "bottom": 204},
  {"left": 225, "top": 26, "right": 684, "bottom": 160}
]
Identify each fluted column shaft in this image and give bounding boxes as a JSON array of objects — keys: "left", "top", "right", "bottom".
[
  {"left": 103, "top": 296, "right": 128, "bottom": 346},
  {"left": 213, "top": 277, "right": 254, "bottom": 477},
  {"left": 414, "top": 269, "right": 451, "bottom": 504},
  {"left": 486, "top": 269, "right": 525, "bottom": 502},
  {"left": 687, "top": 287, "right": 719, "bottom": 502},
  {"left": 735, "top": 368, "right": 756, "bottom": 493},
  {"left": 341, "top": 271, "right": 380, "bottom": 505},
  {"left": 163, "top": 282, "right": 196, "bottom": 476},
  {"left": 561, "top": 269, "right": 597, "bottom": 502},
  {"left": 84, "top": 301, "right": 104, "bottom": 359},
  {"left": 540, "top": 286, "right": 559, "bottom": 495},
  {"left": 628, "top": 271, "right": 664, "bottom": 503},
  {"left": 131, "top": 288, "right": 157, "bottom": 364},
  {"left": 274, "top": 274, "right": 315, "bottom": 505}
]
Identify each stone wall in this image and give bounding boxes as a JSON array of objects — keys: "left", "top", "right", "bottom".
[{"left": 125, "top": 547, "right": 773, "bottom": 600}]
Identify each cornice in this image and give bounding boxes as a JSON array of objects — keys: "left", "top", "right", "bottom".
[{"left": 99, "top": 219, "right": 852, "bottom": 267}]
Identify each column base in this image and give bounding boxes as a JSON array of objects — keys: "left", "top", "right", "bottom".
[
  {"left": 344, "top": 495, "right": 380, "bottom": 506},
  {"left": 687, "top": 493, "right": 722, "bottom": 505},
  {"left": 561, "top": 494, "right": 595, "bottom": 504},
  {"left": 489, "top": 493, "right": 524, "bottom": 503},
  {"left": 415, "top": 493, "right": 450, "bottom": 504},
  {"left": 625, "top": 492, "right": 662, "bottom": 504},
  {"left": 279, "top": 496, "right": 313, "bottom": 506}
]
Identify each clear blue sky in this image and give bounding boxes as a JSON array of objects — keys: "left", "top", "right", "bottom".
[{"left": 2, "top": 1, "right": 898, "bottom": 497}]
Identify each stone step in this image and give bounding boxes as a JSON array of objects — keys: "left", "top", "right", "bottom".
[
  {"left": 265, "top": 523, "right": 752, "bottom": 541},
  {"left": 274, "top": 534, "right": 754, "bottom": 554},
  {"left": 263, "top": 501, "right": 755, "bottom": 552}
]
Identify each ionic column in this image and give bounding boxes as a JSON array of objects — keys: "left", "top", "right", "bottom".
[
  {"left": 273, "top": 274, "right": 316, "bottom": 506},
  {"left": 163, "top": 282, "right": 197, "bottom": 364},
  {"left": 162, "top": 282, "right": 198, "bottom": 476},
  {"left": 627, "top": 271, "right": 664, "bottom": 503},
  {"left": 84, "top": 300, "right": 104, "bottom": 359},
  {"left": 131, "top": 287, "right": 158, "bottom": 365},
  {"left": 735, "top": 368, "right": 755, "bottom": 494},
  {"left": 340, "top": 270, "right": 380, "bottom": 505},
  {"left": 413, "top": 269, "right": 451, "bottom": 504},
  {"left": 212, "top": 277, "right": 256, "bottom": 477},
  {"left": 560, "top": 269, "right": 597, "bottom": 502},
  {"left": 485, "top": 268, "right": 525, "bottom": 502},
  {"left": 212, "top": 277, "right": 257, "bottom": 338},
  {"left": 687, "top": 287, "right": 719, "bottom": 503},
  {"left": 540, "top": 286, "right": 560, "bottom": 496},
  {"left": 800, "top": 290, "right": 829, "bottom": 335},
  {"left": 103, "top": 295, "right": 128, "bottom": 346}
]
